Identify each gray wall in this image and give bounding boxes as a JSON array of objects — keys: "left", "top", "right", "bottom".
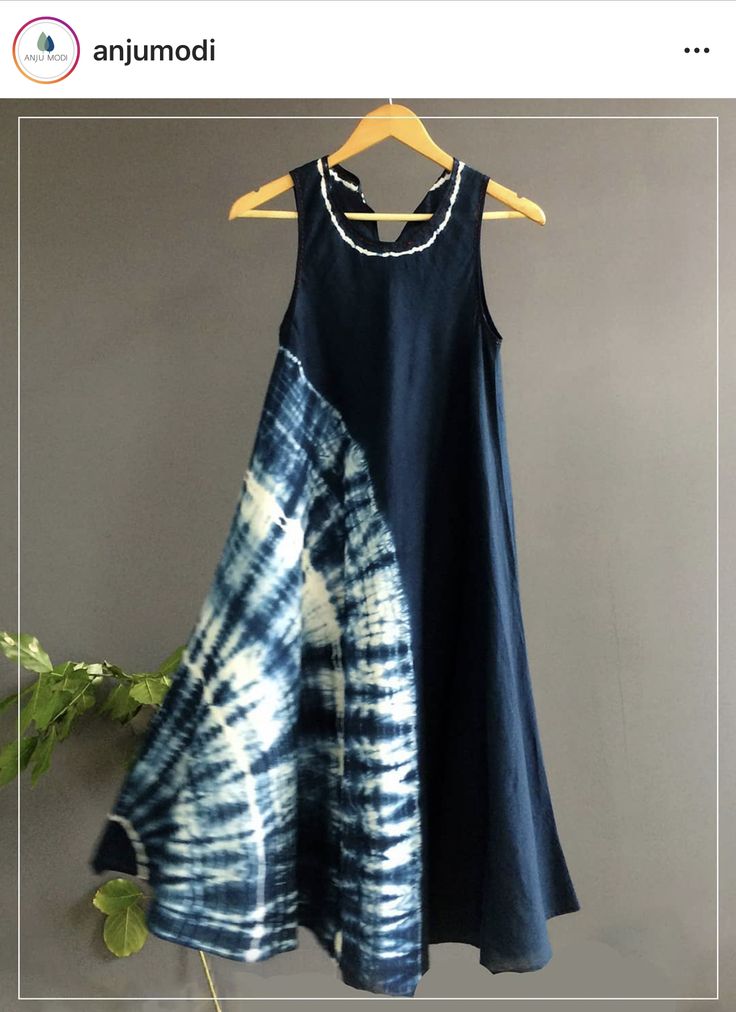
[{"left": 1, "top": 98, "right": 732, "bottom": 1010}]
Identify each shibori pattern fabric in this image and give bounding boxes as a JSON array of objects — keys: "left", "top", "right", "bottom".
[{"left": 91, "top": 151, "right": 581, "bottom": 998}]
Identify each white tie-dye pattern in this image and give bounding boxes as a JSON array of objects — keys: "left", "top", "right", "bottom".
[{"left": 95, "top": 344, "right": 424, "bottom": 995}]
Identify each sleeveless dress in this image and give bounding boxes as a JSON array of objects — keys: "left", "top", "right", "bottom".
[{"left": 90, "top": 152, "right": 581, "bottom": 998}]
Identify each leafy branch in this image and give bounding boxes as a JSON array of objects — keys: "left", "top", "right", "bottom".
[
  {"left": 0, "top": 631, "right": 221, "bottom": 1004},
  {"left": 0, "top": 632, "right": 183, "bottom": 787}
]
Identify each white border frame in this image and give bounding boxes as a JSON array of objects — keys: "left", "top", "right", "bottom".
[{"left": 15, "top": 111, "right": 719, "bottom": 1002}]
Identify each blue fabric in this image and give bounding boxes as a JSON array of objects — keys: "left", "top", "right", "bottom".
[{"left": 91, "top": 153, "right": 580, "bottom": 997}]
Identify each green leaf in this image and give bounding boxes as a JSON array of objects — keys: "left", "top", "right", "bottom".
[
  {"left": 0, "top": 741, "right": 18, "bottom": 786},
  {"left": 0, "top": 633, "right": 53, "bottom": 674},
  {"left": 19, "top": 735, "right": 37, "bottom": 771},
  {"left": 34, "top": 680, "right": 70, "bottom": 729},
  {"left": 52, "top": 662, "right": 86, "bottom": 690},
  {"left": 20, "top": 673, "right": 68, "bottom": 732},
  {"left": 129, "top": 675, "right": 168, "bottom": 706},
  {"left": 30, "top": 727, "right": 56, "bottom": 785},
  {"left": 0, "top": 684, "right": 33, "bottom": 714},
  {"left": 93, "top": 878, "right": 145, "bottom": 914},
  {"left": 20, "top": 677, "right": 51, "bottom": 732},
  {"left": 52, "top": 667, "right": 89, "bottom": 695},
  {"left": 86, "top": 663, "right": 105, "bottom": 675},
  {"left": 55, "top": 707, "right": 77, "bottom": 741},
  {"left": 100, "top": 683, "right": 140, "bottom": 723},
  {"left": 157, "top": 646, "right": 184, "bottom": 678},
  {"left": 103, "top": 662, "right": 128, "bottom": 679},
  {"left": 0, "top": 745, "right": 17, "bottom": 786},
  {"left": 103, "top": 903, "right": 148, "bottom": 957},
  {"left": 0, "top": 736, "right": 37, "bottom": 786},
  {"left": 75, "top": 688, "right": 97, "bottom": 713}
]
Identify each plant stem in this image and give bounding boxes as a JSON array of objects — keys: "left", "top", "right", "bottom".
[
  {"left": 198, "top": 950, "right": 222, "bottom": 1011},
  {"left": 52, "top": 677, "right": 102, "bottom": 724}
]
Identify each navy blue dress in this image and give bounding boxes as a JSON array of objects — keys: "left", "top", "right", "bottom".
[{"left": 90, "top": 152, "right": 581, "bottom": 997}]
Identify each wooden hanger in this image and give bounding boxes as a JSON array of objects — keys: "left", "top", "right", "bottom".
[{"left": 228, "top": 102, "right": 546, "bottom": 226}]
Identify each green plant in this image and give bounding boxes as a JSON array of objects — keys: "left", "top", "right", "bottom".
[
  {"left": 0, "top": 632, "right": 183, "bottom": 786},
  {"left": 0, "top": 633, "right": 182, "bottom": 958},
  {"left": 1, "top": 632, "right": 223, "bottom": 1003}
]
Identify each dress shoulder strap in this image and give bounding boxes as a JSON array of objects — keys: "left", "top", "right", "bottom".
[{"left": 285, "top": 156, "right": 332, "bottom": 250}]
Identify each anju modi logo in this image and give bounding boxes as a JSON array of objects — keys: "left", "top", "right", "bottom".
[{"left": 13, "top": 17, "right": 80, "bottom": 83}]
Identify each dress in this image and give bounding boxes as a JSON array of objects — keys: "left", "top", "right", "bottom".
[{"left": 90, "top": 152, "right": 581, "bottom": 998}]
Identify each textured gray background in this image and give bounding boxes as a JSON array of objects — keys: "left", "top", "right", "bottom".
[{"left": 1, "top": 98, "right": 732, "bottom": 1009}]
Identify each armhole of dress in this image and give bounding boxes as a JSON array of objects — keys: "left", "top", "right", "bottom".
[
  {"left": 278, "top": 169, "right": 305, "bottom": 346},
  {"left": 475, "top": 178, "right": 504, "bottom": 346}
]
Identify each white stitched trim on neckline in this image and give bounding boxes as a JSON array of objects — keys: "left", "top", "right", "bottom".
[
  {"left": 329, "top": 165, "right": 365, "bottom": 200},
  {"left": 317, "top": 157, "right": 465, "bottom": 258},
  {"left": 428, "top": 172, "right": 450, "bottom": 191}
]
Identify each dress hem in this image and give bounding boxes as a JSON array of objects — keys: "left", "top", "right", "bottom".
[
  {"left": 144, "top": 898, "right": 582, "bottom": 998},
  {"left": 146, "top": 898, "right": 300, "bottom": 964},
  {"left": 95, "top": 815, "right": 581, "bottom": 996}
]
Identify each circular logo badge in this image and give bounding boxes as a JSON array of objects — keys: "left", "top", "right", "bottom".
[{"left": 13, "top": 17, "right": 80, "bottom": 84}]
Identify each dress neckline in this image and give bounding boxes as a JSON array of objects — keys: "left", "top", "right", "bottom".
[{"left": 317, "top": 154, "right": 464, "bottom": 257}]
